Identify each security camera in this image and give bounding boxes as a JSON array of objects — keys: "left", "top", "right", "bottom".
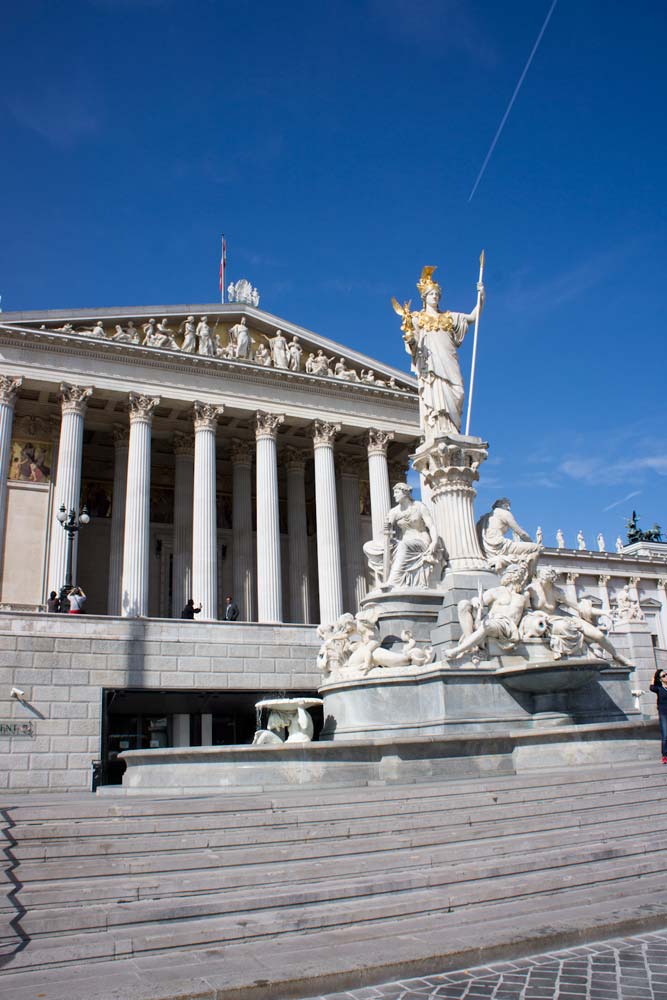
[{"left": 10, "top": 687, "right": 25, "bottom": 700}]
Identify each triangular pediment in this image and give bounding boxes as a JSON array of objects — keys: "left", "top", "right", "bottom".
[{"left": 0, "top": 302, "right": 417, "bottom": 394}]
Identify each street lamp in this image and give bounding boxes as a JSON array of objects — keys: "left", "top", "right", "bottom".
[{"left": 56, "top": 504, "right": 90, "bottom": 612}]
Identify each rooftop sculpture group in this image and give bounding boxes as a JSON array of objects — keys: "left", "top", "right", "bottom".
[{"left": 39, "top": 315, "right": 405, "bottom": 388}]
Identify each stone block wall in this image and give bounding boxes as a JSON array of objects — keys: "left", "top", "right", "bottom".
[{"left": 0, "top": 612, "right": 321, "bottom": 793}]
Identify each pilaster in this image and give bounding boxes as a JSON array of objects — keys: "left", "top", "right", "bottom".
[
  {"left": 231, "top": 439, "right": 255, "bottom": 622},
  {"left": 284, "top": 446, "right": 311, "bottom": 623},
  {"left": 0, "top": 376, "right": 23, "bottom": 580},
  {"left": 107, "top": 425, "right": 129, "bottom": 615},
  {"left": 337, "top": 454, "right": 366, "bottom": 613}
]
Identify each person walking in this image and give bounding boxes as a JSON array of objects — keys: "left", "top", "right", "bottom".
[
  {"left": 67, "top": 587, "right": 86, "bottom": 615},
  {"left": 181, "top": 599, "right": 201, "bottom": 620},
  {"left": 649, "top": 668, "right": 667, "bottom": 763},
  {"left": 46, "top": 591, "right": 60, "bottom": 613},
  {"left": 224, "top": 596, "right": 240, "bottom": 621}
]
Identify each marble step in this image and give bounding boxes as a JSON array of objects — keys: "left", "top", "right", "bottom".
[
  {"left": 11, "top": 779, "right": 666, "bottom": 861},
  {"left": 12, "top": 806, "right": 666, "bottom": 913},
  {"left": 2, "top": 830, "right": 661, "bottom": 939},
  {"left": 2, "top": 880, "right": 666, "bottom": 1000},
  {"left": 6, "top": 759, "right": 656, "bottom": 824},
  {"left": 8, "top": 789, "right": 667, "bottom": 887},
  {"left": 2, "top": 857, "right": 666, "bottom": 976}
]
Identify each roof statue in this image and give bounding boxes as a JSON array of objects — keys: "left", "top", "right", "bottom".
[{"left": 227, "top": 278, "right": 260, "bottom": 307}]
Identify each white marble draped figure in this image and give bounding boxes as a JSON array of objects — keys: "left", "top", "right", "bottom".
[
  {"left": 363, "top": 483, "right": 442, "bottom": 590},
  {"left": 393, "top": 265, "right": 483, "bottom": 441}
]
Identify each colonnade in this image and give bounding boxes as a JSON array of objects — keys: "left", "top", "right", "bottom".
[{"left": 0, "top": 378, "right": 399, "bottom": 623}]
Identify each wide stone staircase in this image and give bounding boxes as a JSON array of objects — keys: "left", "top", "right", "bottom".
[{"left": 1, "top": 759, "right": 667, "bottom": 1000}]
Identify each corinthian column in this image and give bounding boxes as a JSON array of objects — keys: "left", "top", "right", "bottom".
[
  {"left": 0, "top": 376, "right": 23, "bottom": 578},
  {"left": 337, "top": 455, "right": 366, "bottom": 613},
  {"left": 107, "top": 426, "right": 129, "bottom": 615},
  {"left": 121, "top": 393, "right": 159, "bottom": 617},
  {"left": 172, "top": 431, "right": 194, "bottom": 617},
  {"left": 192, "top": 401, "right": 224, "bottom": 620},
  {"left": 255, "top": 411, "right": 284, "bottom": 622},
  {"left": 48, "top": 383, "right": 93, "bottom": 593},
  {"left": 312, "top": 420, "right": 343, "bottom": 624},
  {"left": 231, "top": 439, "right": 255, "bottom": 621},
  {"left": 366, "top": 428, "right": 393, "bottom": 540},
  {"left": 284, "top": 446, "right": 311, "bottom": 623}
]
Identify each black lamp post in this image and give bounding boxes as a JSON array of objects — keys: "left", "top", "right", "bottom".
[{"left": 56, "top": 503, "right": 90, "bottom": 612}]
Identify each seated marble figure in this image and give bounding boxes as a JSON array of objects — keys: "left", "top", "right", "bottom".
[{"left": 363, "top": 483, "right": 444, "bottom": 590}]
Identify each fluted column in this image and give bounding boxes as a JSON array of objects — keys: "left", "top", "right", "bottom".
[
  {"left": 231, "top": 439, "right": 255, "bottom": 621},
  {"left": 657, "top": 579, "right": 667, "bottom": 648},
  {"left": 121, "top": 393, "right": 159, "bottom": 617},
  {"left": 284, "top": 446, "right": 311, "bottom": 623},
  {"left": 0, "top": 376, "right": 23, "bottom": 578},
  {"left": 566, "top": 572, "right": 580, "bottom": 606},
  {"left": 312, "top": 420, "right": 343, "bottom": 623},
  {"left": 172, "top": 431, "right": 194, "bottom": 617},
  {"left": 192, "top": 402, "right": 224, "bottom": 620},
  {"left": 412, "top": 437, "right": 488, "bottom": 573},
  {"left": 255, "top": 412, "right": 284, "bottom": 622},
  {"left": 48, "top": 383, "right": 93, "bottom": 593},
  {"left": 337, "top": 455, "right": 366, "bottom": 613},
  {"left": 107, "top": 426, "right": 129, "bottom": 615},
  {"left": 598, "top": 574, "right": 611, "bottom": 613},
  {"left": 366, "top": 428, "right": 393, "bottom": 540}
]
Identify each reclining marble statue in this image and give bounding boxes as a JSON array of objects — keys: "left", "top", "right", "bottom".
[
  {"left": 363, "top": 483, "right": 445, "bottom": 590},
  {"left": 392, "top": 264, "right": 484, "bottom": 444},
  {"left": 317, "top": 606, "right": 434, "bottom": 680}
]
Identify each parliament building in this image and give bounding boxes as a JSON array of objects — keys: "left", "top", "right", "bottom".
[{"left": 0, "top": 291, "right": 665, "bottom": 790}]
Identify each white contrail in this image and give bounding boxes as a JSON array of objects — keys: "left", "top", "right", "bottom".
[
  {"left": 469, "top": 0, "right": 559, "bottom": 202},
  {"left": 602, "top": 490, "right": 642, "bottom": 513}
]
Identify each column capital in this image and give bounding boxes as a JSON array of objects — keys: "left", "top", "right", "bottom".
[
  {"left": 173, "top": 431, "right": 194, "bottom": 456},
  {"left": 231, "top": 438, "right": 254, "bottom": 466},
  {"left": 657, "top": 578, "right": 667, "bottom": 590},
  {"left": 628, "top": 575, "right": 641, "bottom": 586},
  {"left": 112, "top": 424, "right": 130, "bottom": 450},
  {"left": 337, "top": 453, "right": 362, "bottom": 477},
  {"left": 366, "top": 427, "right": 394, "bottom": 456},
  {"left": 566, "top": 572, "right": 580, "bottom": 586},
  {"left": 193, "top": 400, "right": 224, "bottom": 432},
  {"left": 283, "top": 446, "right": 309, "bottom": 472},
  {"left": 312, "top": 420, "right": 341, "bottom": 448},
  {"left": 60, "top": 382, "right": 93, "bottom": 415},
  {"left": 0, "top": 375, "right": 23, "bottom": 405},
  {"left": 128, "top": 392, "right": 160, "bottom": 424},
  {"left": 598, "top": 574, "right": 611, "bottom": 586},
  {"left": 255, "top": 411, "right": 284, "bottom": 441}
]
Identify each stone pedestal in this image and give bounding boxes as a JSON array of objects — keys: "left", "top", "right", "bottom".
[
  {"left": 430, "top": 570, "right": 499, "bottom": 657},
  {"left": 609, "top": 620, "right": 655, "bottom": 717},
  {"left": 360, "top": 589, "right": 445, "bottom": 646},
  {"left": 412, "top": 434, "right": 488, "bottom": 573}
]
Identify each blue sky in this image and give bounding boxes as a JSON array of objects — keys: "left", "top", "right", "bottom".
[{"left": 1, "top": 0, "right": 666, "bottom": 548}]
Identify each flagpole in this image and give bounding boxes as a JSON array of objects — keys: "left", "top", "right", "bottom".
[
  {"left": 464, "top": 250, "right": 485, "bottom": 437},
  {"left": 220, "top": 234, "right": 226, "bottom": 305}
]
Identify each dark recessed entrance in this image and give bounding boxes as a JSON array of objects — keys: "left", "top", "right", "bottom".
[{"left": 101, "top": 688, "right": 322, "bottom": 785}]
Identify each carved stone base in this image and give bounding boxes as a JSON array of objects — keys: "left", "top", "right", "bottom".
[{"left": 360, "top": 588, "right": 444, "bottom": 645}]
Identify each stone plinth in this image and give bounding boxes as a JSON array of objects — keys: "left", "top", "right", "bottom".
[
  {"left": 609, "top": 620, "right": 655, "bottom": 717},
  {"left": 320, "top": 662, "right": 637, "bottom": 740},
  {"left": 430, "top": 570, "right": 499, "bottom": 655},
  {"left": 118, "top": 720, "right": 657, "bottom": 794},
  {"left": 360, "top": 588, "right": 445, "bottom": 645},
  {"left": 412, "top": 434, "right": 488, "bottom": 573}
]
